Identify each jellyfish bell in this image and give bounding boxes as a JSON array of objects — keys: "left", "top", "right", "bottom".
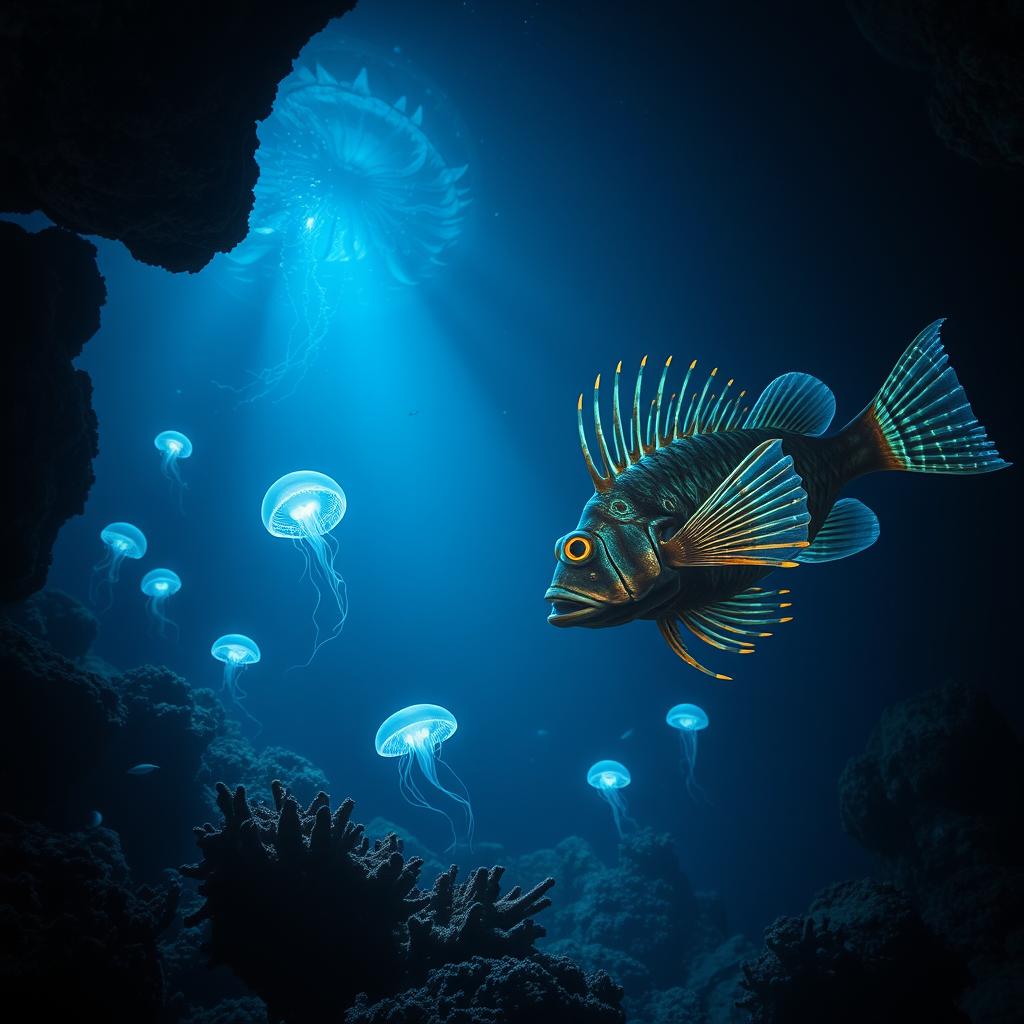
[
  {"left": 666, "top": 704, "right": 709, "bottom": 733},
  {"left": 587, "top": 759, "right": 634, "bottom": 836},
  {"left": 211, "top": 633, "right": 262, "bottom": 731},
  {"left": 90, "top": 522, "right": 147, "bottom": 609},
  {"left": 262, "top": 470, "right": 348, "bottom": 662},
  {"left": 666, "top": 703, "right": 710, "bottom": 803},
  {"left": 375, "top": 703, "right": 473, "bottom": 852},
  {"left": 154, "top": 430, "right": 193, "bottom": 461},
  {"left": 140, "top": 568, "right": 182, "bottom": 638}
]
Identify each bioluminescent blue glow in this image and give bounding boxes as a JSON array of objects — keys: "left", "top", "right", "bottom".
[
  {"left": 211, "top": 633, "right": 262, "bottom": 732},
  {"left": 90, "top": 522, "right": 147, "bottom": 610},
  {"left": 220, "top": 51, "right": 470, "bottom": 401},
  {"left": 666, "top": 703, "right": 710, "bottom": 802},
  {"left": 262, "top": 470, "right": 348, "bottom": 662},
  {"left": 375, "top": 703, "right": 474, "bottom": 852},
  {"left": 140, "top": 567, "right": 181, "bottom": 638},
  {"left": 154, "top": 429, "right": 193, "bottom": 481},
  {"left": 587, "top": 759, "right": 634, "bottom": 837}
]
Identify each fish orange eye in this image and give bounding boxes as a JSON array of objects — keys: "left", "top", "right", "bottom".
[{"left": 563, "top": 536, "right": 593, "bottom": 562}]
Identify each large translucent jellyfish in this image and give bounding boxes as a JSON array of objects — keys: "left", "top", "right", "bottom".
[
  {"left": 220, "top": 43, "right": 470, "bottom": 401},
  {"left": 154, "top": 430, "right": 193, "bottom": 488},
  {"left": 587, "top": 760, "right": 634, "bottom": 837},
  {"left": 261, "top": 470, "right": 348, "bottom": 662},
  {"left": 140, "top": 568, "right": 181, "bottom": 638},
  {"left": 375, "top": 703, "right": 474, "bottom": 852},
  {"left": 211, "top": 633, "right": 262, "bottom": 732},
  {"left": 666, "top": 704, "right": 710, "bottom": 802},
  {"left": 90, "top": 522, "right": 147, "bottom": 610}
]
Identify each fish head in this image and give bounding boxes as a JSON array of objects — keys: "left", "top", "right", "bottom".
[{"left": 546, "top": 486, "right": 680, "bottom": 628}]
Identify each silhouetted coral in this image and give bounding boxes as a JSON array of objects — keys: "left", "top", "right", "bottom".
[
  {"left": 849, "top": 1, "right": 1024, "bottom": 170},
  {"left": 0, "top": 2, "right": 356, "bottom": 271},
  {"left": 0, "top": 619, "right": 123, "bottom": 827},
  {"left": 345, "top": 953, "right": 625, "bottom": 1024},
  {"left": 0, "top": 814, "right": 178, "bottom": 1022},
  {"left": 178, "top": 996, "right": 268, "bottom": 1024},
  {"left": 181, "top": 781, "right": 560, "bottom": 1021},
  {"left": 3, "top": 222, "right": 103, "bottom": 602},
  {"left": 2, "top": 588, "right": 98, "bottom": 660},
  {"left": 737, "top": 878, "right": 968, "bottom": 1023},
  {"left": 839, "top": 683, "right": 1024, "bottom": 1022}
]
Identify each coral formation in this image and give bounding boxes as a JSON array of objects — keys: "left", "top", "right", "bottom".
[
  {"left": 200, "top": 733, "right": 330, "bottom": 816},
  {"left": 3, "top": 222, "right": 103, "bottom": 602},
  {"left": 849, "top": 1, "right": 1024, "bottom": 170},
  {"left": 0, "top": 1, "right": 357, "bottom": 271},
  {"left": 839, "top": 683, "right": 1024, "bottom": 1022},
  {"left": 523, "top": 829, "right": 753, "bottom": 1021},
  {"left": 0, "top": 814, "right": 178, "bottom": 1022},
  {"left": 346, "top": 953, "right": 625, "bottom": 1024},
  {"left": 737, "top": 878, "right": 968, "bottom": 1023},
  {"left": 181, "top": 780, "right": 621, "bottom": 1022},
  {"left": 3, "top": 588, "right": 99, "bottom": 661}
]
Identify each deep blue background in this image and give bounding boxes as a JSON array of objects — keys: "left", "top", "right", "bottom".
[{"left": 27, "top": 2, "right": 1021, "bottom": 937}]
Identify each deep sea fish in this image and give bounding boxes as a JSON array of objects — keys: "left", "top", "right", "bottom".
[
  {"left": 546, "top": 320, "right": 1009, "bottom": 678},
  {"left": 126, "top": 763, "right": 160, "bottom": 775}
]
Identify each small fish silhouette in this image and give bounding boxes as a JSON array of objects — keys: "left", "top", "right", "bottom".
[
  {"left": 620, "top": 728, "right": 635, "bottom": 740},
  {"left": 127, "top": 763, "right": 160, "bottom": 775}
]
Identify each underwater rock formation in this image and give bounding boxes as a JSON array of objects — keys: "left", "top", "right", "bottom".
[
  {"left": 3, "top": 588, "right": 99, "bottom": 661},
  {"left": 345, "top": 953, "right": 625, "bottom": 1024},
  {"left": 3, "top": 222, "right": 103, "bottom": 602},
  {"left": 737, "top": 878, "right": 968, "bottom": 1024},
  {"left": 849, "top": 0, "right": 1024, "bottom": 170},
  {"left": 0, "top": 1, "right": 356, "bottom": 271},
  {"left": 181, "top": 781, "right": 622, "bottom": 1022},
  {"left": 839, "top": 683, "right": 1024, "bottom": 1022},
  {"left": 0, "top": 619, "right": 124, "bottom": 826},
  {"left": 0, "top": 814, "right": 178, "bottom": 1022},
  {"left": 104, "top": 665, "right": 225, "bottom": 878}
]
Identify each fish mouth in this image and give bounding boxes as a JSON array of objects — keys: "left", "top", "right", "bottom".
[{"left": 545, "top": 586, "right": 604, "bottom": 626}]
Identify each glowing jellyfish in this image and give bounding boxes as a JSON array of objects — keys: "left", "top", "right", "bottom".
[
  {"left": 587, "top": 760, "right": 634, "bottom": 837},
  {"left": 90, "top": 522, "right": 147, "bottom": 610},
  {"left": 211, "top": 633, "right": 262, "bottom": 731},
  {"left": 262, "top": 470, "right": 348, "bottom": 662},
  {"left": 219, "top": 40, "right": 470, "bottom": 401},
  {"left": 140, "top": 568, "right": 181, "bottom": 638},
  {"left": 154, "top": 430, "right": 193, "bottom": 484},
  {"left": 375, "top": 703, "right": 474, "bottom": 852},
  {"left": 666, "top": 704, "right": 710, "bottom": 802}
]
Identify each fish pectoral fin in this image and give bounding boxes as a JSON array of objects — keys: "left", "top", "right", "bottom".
[
  {"left": 657, "top": 617, "right": 733, "bottom": 679},
  {"left": 660, "top": 439, "right": 811, "bottom": 568},
  {"left": 795, "top": 498, "right": 880, "bottom": 563},
  {"left": 678, "top": 586, "right": 795, "bottom": 655}
]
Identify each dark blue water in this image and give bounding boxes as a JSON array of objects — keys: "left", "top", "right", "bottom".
[{"left": 31, "top": 1, "right": 1019, "bottom": 937}]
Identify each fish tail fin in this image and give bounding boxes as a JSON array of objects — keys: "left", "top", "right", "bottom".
[{"left": 843, "top": 319, "right": 1010, "bottom": 476}]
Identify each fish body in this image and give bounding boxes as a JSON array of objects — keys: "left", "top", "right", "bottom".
[{"left": 546, "top": 320, "right": 1008, "bottom": 678}]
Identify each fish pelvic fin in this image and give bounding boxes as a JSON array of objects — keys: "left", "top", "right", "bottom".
[
  {"left": 678, "top": 586, "right": 795, "bottom": 656},
  {"left": 844, "top": 319, "right": 1010, "bottom": 476},
  {"left": 657, "top": 617, "right": 733, "bottom": 679}
]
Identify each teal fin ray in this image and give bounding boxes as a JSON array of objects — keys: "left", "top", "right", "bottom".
[
  {"left": 796, "top": 498, "right": 879, "bottom": 563},
  {"left": 862, "top": 318, "right": 1010, "bottom": 474},
  {"left": 660, "top": 438, "right": 811, "bottom": 568},
  {"left": 744, "top": 372, "right": 836, "bottom": 436},
  {"left": 678, "top": 586, "right": 795, "bottom": 656}
]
